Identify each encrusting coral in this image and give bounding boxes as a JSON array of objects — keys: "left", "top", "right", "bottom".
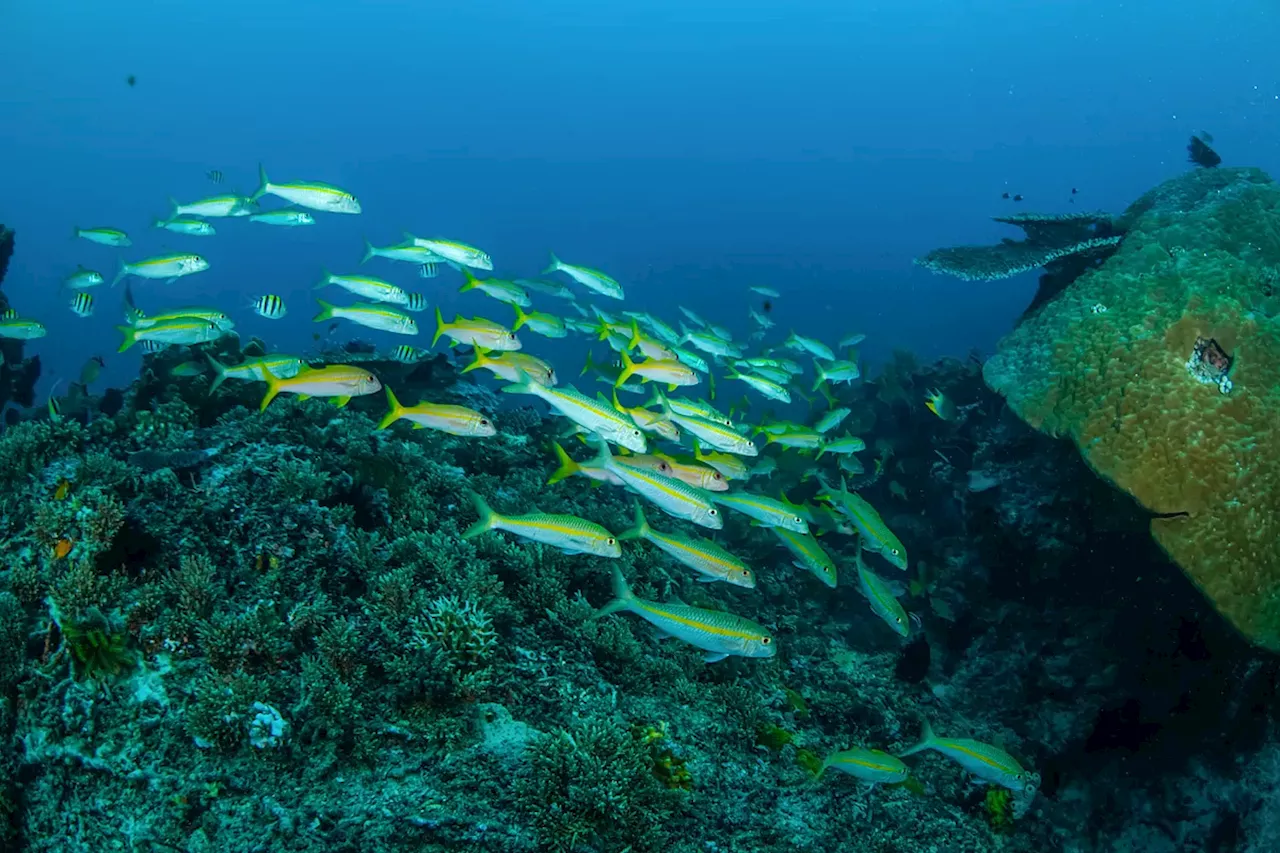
[{"left": 985, "top": 166, "right": 1280, "bottom": 650}]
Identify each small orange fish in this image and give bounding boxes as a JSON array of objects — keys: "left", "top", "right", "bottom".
[
  {"left": 54, "top": 479, "right": 71, "bottom": 501},
  {"left": 53, "top": 538, "right": 73, "bottom": 559}
]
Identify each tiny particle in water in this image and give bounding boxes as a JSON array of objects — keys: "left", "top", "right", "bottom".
[{"left": 126, "top": 74, "right": 136, "bottom": 87}]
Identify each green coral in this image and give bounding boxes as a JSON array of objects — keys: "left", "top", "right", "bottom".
[{"left": 54, "top": 605, "right": 135, "bottom": 681}]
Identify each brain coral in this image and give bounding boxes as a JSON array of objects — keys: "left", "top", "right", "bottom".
[{"left": 984, "top": 166, "right": 1280, "bottom": 650}]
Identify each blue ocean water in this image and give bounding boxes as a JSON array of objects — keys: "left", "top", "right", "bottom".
[{"left": 4, "top": 0, "right": 1277, "bottom": 395}]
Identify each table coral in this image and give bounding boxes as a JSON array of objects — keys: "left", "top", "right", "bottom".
[{"left": 985, "top": 166, "right": 1280, "bottom": 649}]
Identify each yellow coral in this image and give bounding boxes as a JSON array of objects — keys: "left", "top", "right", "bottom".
[{"left": 985, "top": 166, "right": 1280, "bottom": 649}]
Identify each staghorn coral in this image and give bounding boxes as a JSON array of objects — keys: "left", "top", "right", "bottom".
[{"left": 984, "top": 166, "right": 1280, "bottom": 649}]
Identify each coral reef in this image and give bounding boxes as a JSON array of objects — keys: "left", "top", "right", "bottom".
[
  {"left": 0, "top": 224, "right": 40, "bottom": 414},
  {"left": 984, "top": 166, "right": 1280, "bottom": 651},
  {"left": 915, "top": 211, "right": 1122, "bottom": 282}
]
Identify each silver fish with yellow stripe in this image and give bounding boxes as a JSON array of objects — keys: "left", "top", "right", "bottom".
[
  {"left": 620, "top": 504, "right": 754, "bottom": 587},
  {"left": 711, "top": 491, "right": 808, "bottom": 533},
  {"left": 595, "top": 568, "right": 775, "bottom": 662},
  {"left": 773, "top": 527, "right": 837, "bottom": 588},
  {"left": 820, "top": 746, "right": 910, "bottom": 785},
  {"left": 820, "top": 478, "right": 908, "bottom": 570},
  {"left": 463, "top": 491, "right": 621, "bottom": 557},
  {"left": 856, "top": 553, "right": 908, "bottom": 636},
  {"left": 377, "top": 387, "right": 495, "bottom": 436},
  {"left": 594, "top": 441, "right": 721, "bottom": 529},
  {"left": 502, "top": 377, "right": 647, "bottom": 453},
  {"left": 314, "top": 300, "right": 417, "bottom": 336},
  {"left": 898, "top": 720, "right": 1040, "bottom": 797},
  {"left": 252, "top": 164, "right": 360, "bottom": 213}
]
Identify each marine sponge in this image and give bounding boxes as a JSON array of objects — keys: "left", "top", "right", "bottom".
[{"left": 984, "top": 166, "right": 1280, "bottom": 649}]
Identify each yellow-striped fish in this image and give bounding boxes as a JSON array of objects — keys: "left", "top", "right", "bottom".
[
  {"left": 616, "top": 350, "right": 699, "bottom": 389},
  {"left": 258, "top": 364, "right": 381, "bottom": 411},
  {"left": 409, "top": 236, "right": 493, "bottom": 271},
  {"left": 433, "top": 309, "right": 521, "bottom": 351},
  {"left": 692, "top": 440, "right": 750, "bottom": 480},
  {"left": 113, "top": 253, "right": 209, "bottom": 286},
  {"left": 856, "top": 554, "right": 908, "bottom": 637},
  {"left": 502, "top": 377, "right": 647, "bottom": 453},
  {"left": 820, "top": 478, "right": 907, "bottom": 570},
  {"left": 377, "top": 387, "right": 495, "bottom": 436},
  {"left": 206, "top": 354, "right": 303, "bottom": 393},
  {"left": 314, "top": 300, "right": 417, "bottom": 335},
  {"left": 315, "top": 270, "right": 410, "bottom": 306},
  {"left": 545, "top": 252, "right": 624, "bottom": 300},
  {"left": 652, "top": 453, "right": 728, "bottom": 492},
  {"left": 461, "top": 348, "right": 556, "bottom": 386},
  {"left": 595, "top": 441, "right": 721, "bottom": 529},
  {"left": 462, "top": 491, "right": 621, "bottom": 557},
  {"left": 548, "top": 441, "right": 672, "bottom": 486},
  {"left": 612, "top": 391, "right": 680, "bottom": 442},
  {"left": 117, "top": 318, "right": 224, "bottom": 352},
  {"left": 511, "top": 304, "right": 568, "bottom": 339},
  {"left": 619, "top": 505, "right": 754, "bottom": 588},
  {"left": 459, "top": 268, "right": 530, "bottom": 306},
  {"left": 773, "top": 527, "right": 837, "bottom": 588},
  {"left": 252, "top": 164, "right": 360, "bottom": 213},
  {"left": 898, "top": 720, "right": 1040, "bottom": 797},
  {"left": 711, "top": 491, "right": 808, "bottom": 533},
  {"left": 820, "top": 746, "right": 910, "bottom": 785},
  {"left": 74, "top": 226, "right": 131, "bottom": 247},
  {"left": 594, "top": 568, "right": 775, "bottom": 662},
  {"left": 659, "top": 407, "right": 758, "bottom": 457}
]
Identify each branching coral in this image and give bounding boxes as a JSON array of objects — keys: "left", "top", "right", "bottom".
[{"left": 916, "top": 212, "right": 1121, "bottom": 282}]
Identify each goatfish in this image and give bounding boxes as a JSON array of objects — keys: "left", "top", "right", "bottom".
[
  {"left": 594, "top": 568, "right": 776, "bottom": 662},
  {"left": 616, "top": 350, "right": 699, "bottom": 389},
  {"left": 661, "top": 408, "right": 758, "bottom": 458},
  {"left": 820, "top": 478, "right": 908, "bottom": 570},
  {"left": 502, "top": 375, "right": 647, "bottom": 453},
  {"left": 856, "top": 554, "right": 909, "bottom": 637},
  {"left": 316, "top": 270, "right": 409, "bottom": 306},
  {"left": 433, "top": 309, "right": 521, "bottom": 351},
  {"left": 127, "top": 307, "right": 232, "bottom": 330},
  {"left": 548, "top": 441, "right": 672, "bottom": 486},
  {"left": 692, "top": 441, "right": 749, "bottom": 480},
  {"left": 813, "top": 359, "right": 861, "bottom": 390},
  {"left": 410, "top": 236, "right": 493, "bottom": 271},
  {"left": 248, "top": 208, "right": 315, "bottom": 226},
  {"left": 459, "top": 268, "right": 531, "bottom": 307},
  {"left": 515, "top": 278, "right": 576, "bottom": 300},
  {"left": 726, "top": 369, "right": 791, "bottom": 403},
  {"left": 817, "top": 434, "right": 866, "bottom": 459},
  {"left": 672, "top": 346, "right": 710, "bottom": 374},
  {"left": 0, "top": 319, "right": 47, "bottom": 340},
  {"left": 765, "top": 428, "right": 825, "bottom": 451},
  {"left": 620, "top": 504, "right": 754, "bottom": 588},
  {"left": 784, "top": 331, "right": 834, "bottom": 361},
  {"left": 155, "top": 217, "right": 216, "bottom": 236},
  {"left": 74, "top": 227, "right": 131, "bottom": 247},
  {"left": 169, "top": 194, "right": 256, "bottom": 218},
  {"left": 362, "top": 239, "right": 441, "bottom": 265},
  {"left": 206, "top": 354, "right": 304, "bottom": 393},
  {"left": 773, "top": 527, "right": 837, "bottom": 588},
  {"left": 377, "top": 387, "right": 495, "bottom": 436},
  {"left": 117, "top": 318, "right": 223, "bottom": 352},
  {"left": 593, "top": 441, "right": 721, "bottom": 529},
  {"left": 680, "top": 327, "right": 744, "bottom": 359},
  {"left": 653, "top": 453, "right": 728, "bottom": 492},
  {"left": 819, "top": 747, "right": 910, "bottom": 785},
  {"left": 463, "top": 491, "right": 621, "bottom": 557},
  {"left": 113, "top": 253, "right": 208, "bottom": 286},
  {"left": 612, "top": 391, "right": 680, "bottom": 442},
  {"left": 711, "top": 491, "right": 809, "bottom": 533},
  {"left": 252, "top": 164, "right": 360, "bottom": 213},
  {"left": 648, "top": 389, "right": 733, "bottom": 426},
  {"left": 462, "top": 349, "right": 557, "bottom": 386},
  {"left": 750, "top": 285, "right": 780, "bottom": 298},
  {"left": 315, "top": 300, "right": 417, "bottom": 336},
  {"left": 814, "top": 407, "right": 852, "bottom": 434},
  {"left": 840, "top": 333, "right": 867, "bottom": 349},
  {"left": 898, "top": 720, "right": 1040, "bottom": 797},
  {"left": 545, "top": 252, "right": 624, "bottom": 300},
  {"left": 925, "top": 388, "right": 958, "bottom": 421},
  {"left": 511, "top": 304, "right": 568, "bottom": 338},
  {"left": 258, "top": 364, "right": 381, "bottom": 411}
]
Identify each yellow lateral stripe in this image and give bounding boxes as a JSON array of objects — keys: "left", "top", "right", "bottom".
[
  {"left": 619, "top": 465, "right": 700, "bottom": 503},
  {"left": 834, "top": 756, "right": 899, "bottom": 773},
  {"left": 509, "top": 518, "right": 600, "bottom": 538},
  {"left": 658, "top": 536, "right": 735, "bottom": 570},
  {"left": 939, "top": 742, "right": 1015, "bottom": 772},
  {"left": 637, "top": 602, "right": 754, "bottom": 639}
]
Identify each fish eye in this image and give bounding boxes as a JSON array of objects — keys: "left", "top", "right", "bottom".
[
  {"left": 709, "top": 508, "right": 718, "bottom": 516},
  {"left": 632, "top": 429, "right": 641, "bottom": 436},
  {"left": 480, "top": 419, "right": 490, "bottom": 426},
  {"left": 606, "top": 537, "right": 616, "bottom": 545},
  {"left": 713, "top": 472, "right": 723, "bottom": 480},
  {"left": 761, "top": 637, "right": 772, "bottom": 645},
  {"left": 793, "top": 516, "right": 803, "bottom": 524}
]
